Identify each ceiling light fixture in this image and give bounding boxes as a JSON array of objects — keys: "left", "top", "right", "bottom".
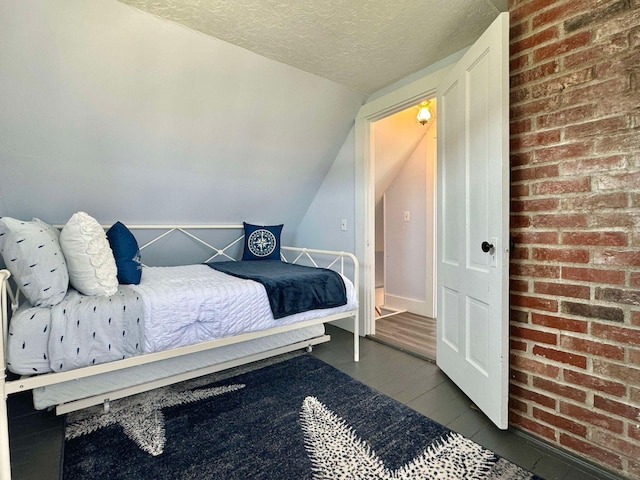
[{"left": 417, "top": 101, "right": 431, "bottom": 125}]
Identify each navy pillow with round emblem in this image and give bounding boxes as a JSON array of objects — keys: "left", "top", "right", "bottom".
[
  {"left": 106, "top": 221, "right": 142, "bottom": 284},
  {"left": 242, "top": 222, "right": 283, "bottom": 261}
]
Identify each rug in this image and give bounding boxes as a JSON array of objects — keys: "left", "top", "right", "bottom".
[{"left": 63, "top": 354, "right": 543, "bottom": 479}]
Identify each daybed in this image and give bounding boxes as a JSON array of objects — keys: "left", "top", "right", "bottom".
[{"left": 0, "top": 216, "right": 359, "bottom": 480}]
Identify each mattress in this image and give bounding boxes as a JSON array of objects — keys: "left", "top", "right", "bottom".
[{"left": 7, "top": 264, "right": 357, "bottom": 375}]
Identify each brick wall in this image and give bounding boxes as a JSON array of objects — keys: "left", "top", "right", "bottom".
[{"left": 508, "top": 0, "right": 640, "bottom": 477}]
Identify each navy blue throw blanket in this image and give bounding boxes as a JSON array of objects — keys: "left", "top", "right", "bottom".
[{"left": 207, "top": 260, "right": 347, "bottom": 319}]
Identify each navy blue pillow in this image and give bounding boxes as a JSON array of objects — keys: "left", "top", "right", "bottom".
[
  {"left": 106, "top": 222, "right": 142, "bottom": 284},
  {"left": 242, "top": 223, "right": 283, "bottom": 261}
]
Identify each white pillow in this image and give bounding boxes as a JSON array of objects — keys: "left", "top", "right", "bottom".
[
  {"left": 60, "top": 212, "right": 118, "bottom": 297},
  {"left": 0, "top": 217, "right": 69, "bottom": 306}
]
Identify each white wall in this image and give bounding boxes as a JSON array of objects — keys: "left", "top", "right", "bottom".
[
  {"left": 0, "top": 0, "right": 365, "bottom": 244},
  {"left": 293, "top": 126, "right": 356, "bottom": 253}
]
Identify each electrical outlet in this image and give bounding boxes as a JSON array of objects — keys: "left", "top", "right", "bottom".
[
  {"left": 341, "top": 219, "right": 347, "bottom": 231},
  {"left": 404, "top": 211, "right": 410, "bottom": 222}
]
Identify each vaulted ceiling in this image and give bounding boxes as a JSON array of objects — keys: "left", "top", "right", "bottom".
[{"left": 118, "top": 0, "right": 507, "bottom": 94}]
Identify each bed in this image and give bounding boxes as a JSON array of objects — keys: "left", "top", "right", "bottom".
[{"left": 0, "top": 217, "right": 359, "bottom": 480}]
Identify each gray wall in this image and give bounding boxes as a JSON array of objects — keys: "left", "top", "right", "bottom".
[{"left": 0, "top": 0, "right": 365, "bottom": 245}]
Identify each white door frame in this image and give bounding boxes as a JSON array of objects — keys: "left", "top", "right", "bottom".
[{"left": 355, "top": 58, "right": 459, "bottom": 335}]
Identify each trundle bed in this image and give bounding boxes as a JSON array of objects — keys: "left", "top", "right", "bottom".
[{"left": 0, "top": 219, "right": 359, "bottom": 480}]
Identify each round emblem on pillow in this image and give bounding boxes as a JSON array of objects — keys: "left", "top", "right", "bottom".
[{"left": 247, "top": 229, "right": 277, "bottom": 257}]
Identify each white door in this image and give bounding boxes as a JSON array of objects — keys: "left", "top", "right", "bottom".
[{"left": 436, "top": 12, "right": 510, "bottom": 429}]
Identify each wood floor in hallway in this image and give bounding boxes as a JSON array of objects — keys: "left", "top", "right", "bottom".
[{"left": 371, "top": 311, "right": 436, "bottom": 361}]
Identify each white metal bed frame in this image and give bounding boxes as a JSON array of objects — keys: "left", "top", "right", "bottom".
[{"left": 0, "top": 224, "right": 359, "bottom": 480}]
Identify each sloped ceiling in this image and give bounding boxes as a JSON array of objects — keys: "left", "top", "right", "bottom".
[{"left": 118, "top": 0, "right": 507, "bottom": 94}]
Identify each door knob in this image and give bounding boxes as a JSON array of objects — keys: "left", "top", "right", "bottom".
[{"left": 481, "top": 241, "right": 494, "bottom": 253}]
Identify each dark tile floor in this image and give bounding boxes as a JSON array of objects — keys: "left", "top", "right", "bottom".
[{"left": 6, "top": 325, "right": 625, "bottom": 479}]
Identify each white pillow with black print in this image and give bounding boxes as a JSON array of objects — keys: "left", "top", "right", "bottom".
[
  {"left": 0, "top": 217, "right": 69, "bottom": 307},
  {"left": 60, "top": 212, "right": 118, "bottom": 297}
]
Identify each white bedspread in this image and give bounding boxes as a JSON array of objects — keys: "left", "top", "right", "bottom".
[{"left": 130, "top": 265, "right": 357, "bottom": 353}]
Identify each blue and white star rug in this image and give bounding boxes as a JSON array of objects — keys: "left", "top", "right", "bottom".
[{"left": 63, "top": 354, "right": 543, "bottom": 479}]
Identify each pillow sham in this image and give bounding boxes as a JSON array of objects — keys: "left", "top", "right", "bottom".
[
  {"left": 242, "top": 222, "right": 283, "bottom": 261},
  {"left": 106, "top": 221, "right": 142, "bottom": 284},
  {"left": 59, "top": 212, "right": 118, "bottom": 297},
  {"left": 0, "top": 217, "right": 69, "bottom": 307}
]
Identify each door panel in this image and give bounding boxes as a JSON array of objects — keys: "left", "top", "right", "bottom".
[{"left": 436, "top": 12, "right": 509, "bottom": 429}]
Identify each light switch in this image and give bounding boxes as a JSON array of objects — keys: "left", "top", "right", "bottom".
[
  {"left": 341, "top": 219, "right": 347, "bottom": 231},
  {"left": 404, "top": 211, "right": 410, "bottom": 222}
]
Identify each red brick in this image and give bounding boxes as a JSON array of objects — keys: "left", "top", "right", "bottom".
[
  {"left": 565, "top": 0, "right": 636, "bottom": 33},
  {"left": 596, "top": 287, "right": 640, "bottom": 306},
  {"left": 510, "top": 151, "right": 533, "bottom": 167},
  {"left": 512, "top": 231, "right": 560, "bottom": 246},
  {"left": 533, "top": 345, "right": 587, "bottom": 368},
  {"left": 596, "top": 171, "right": 640, "bottom": 191},
  {"left": 533, "top": 376, "right": 586, "bottom": 402},
  {"left": 560, "top": 156, "right": 627, "bottom": 176},
  {"left": 589, "top": 212, "right": 637, "bottom": 229},
  {"left": 560, "top": 334, "right": 625, "bottom": 360},
  {"left": 537, "top": 104, "right": 596, "bottom": 129},
  {"left": 562, "top": 266, "right": 625, "bottom": 284},
  {"left": 593, "top": 359, "right": 640, "bottom": 386},
  {"left": 596, "top": 131, "right": 640, "bottom": 155},
  {"left": 532, "top": 407, "right": 587, "bottom": 437},
  {"left": 512, "top": 325, "right": 558, "bottom": 344},
  {"left": 510, "top": 368, "right": 529, "bottom": 384},
  {"left": 592, "top": 430, "right": 640, "bottom": 463},
  {"left": 510, "top": 353, "right": 561, "bottom": 379},
  {"left": 531, "top": 213, "right": 588, "bottom": 228},
  {"left": 531, "top": 67, "right": 595, "bottom": 98},
  {"left": 511, "top": 28, "right": 560, "bottom": 54},
  {"left": 593, "top": 250, "right": 640, "bottom": 267},
  {"left": 511, "top": 129, "right": 561, "bottom": 150},
  {"left": 531, "top": 313, "right": 587, "bottom": 333},
  {"left": 533, "top": 141, "right": 593, "bottom": 162},
  {"left": 511, "top": 294, "right": 559, "bottom": 312},
  {"left": 562, "top": 231, "right": 627, "bottom": 246},
  {"left": 510, "top": 279, "right": 529, "bottom": 293},
  {"left": 633, "top": 311, "right": 640, "bottom": 326},
  {"left": 531, "top": 0, "right": 592, "bottom": 29},
  {"left": 512, "top": 63, "right": 559, "bottom": 94},
  {"left": 511, "top": 263, "right": 560, "bottom": 279},
  {"left": 511, "top": 383, "right": 557, "bottom": 409},
  {"left": 532, "top": 178, "right": 591, "bottom": 195},
  {"left": 511, "top": 95, "right": 563, "bottom": 119},
  {"left": 632, "top": 273, "right": 640, "bottom": 288},
  {"left": 565, "top": 115, "right": 630, "bottom": 139},
  {"left": 510, "top": 0, "right": 559, "bottom": 24},
  {"left": 510, "top": 118, "right": 532, "bottom": 135},
  {"left": 511, "top": 183, "right": 530, "bottom": 197},
  {"left": 532, "top": 248, "right": 589, "bottom": 263},
  {"left": 511, "top": 165, "right": 559, "bottom": 182},
  {"left": 560, "top": 192, "right": 628, "bottom": 210},
  {"left": 560, "top": 401, "right": 623, "bottom": 433},
  {"left": 563, "top": 369, "right": 626, "bottom": 397},
  {"left": 511, "top": 198, "right": 559, "bottom": 212},
  {"left": 534, "top": 281, "right": 590, "bottom": 299},
  {"left": 510, "top": 246, "right": 530, "bottom": 260},
  {"left": 510, "top": 53, "right": 530, "bottom": 72},
  {"left": 510, "top": 411, "right": 556, "bottom": 440},
  {"left": 511, "top": 339, "right": 528, "bottom": 351},
  {"left": 560, "top": 433, "right": 623, "bottom": 469},
  {"left": 510, "top": 397, "right": 528, "bottom": 413},
  {"left": 534, "top": 31, "right": 592, "bottom": 62},
  {"left": 561, "top": 301, "right": 624, "bottom": 322},
  {"left": 592, "top": 323, "right": 640, "bottom": 346},
  {"left": 510, "top": 215, "right": 531, "bottom": 229},
  {"left": 594, "top": 395, "right": 640, "bottom": 422}
]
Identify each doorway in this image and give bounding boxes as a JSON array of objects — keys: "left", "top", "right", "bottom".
[{"left": 369, "top": 102, "right": 437, "bottom": 360}]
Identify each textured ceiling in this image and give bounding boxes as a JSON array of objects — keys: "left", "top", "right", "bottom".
[{"left": 118, "top": 0, "right": 506, "bottom": 94}]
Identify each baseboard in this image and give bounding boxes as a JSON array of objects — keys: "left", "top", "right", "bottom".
[
  {"left": 512, "top": 427, "right": 625, "bottom": 480},
  {"left": 383, "top": 294, "right": 432, "bottom": 317}
]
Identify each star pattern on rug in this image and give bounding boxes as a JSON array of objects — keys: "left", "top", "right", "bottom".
[
  {"left": 300, "top": 396, "right": 498, "bottom": 479},
  {"left": 65, "top": 382, "right": 245, "bottom": 456}
]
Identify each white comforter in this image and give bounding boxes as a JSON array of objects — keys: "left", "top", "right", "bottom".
[
  {"left": 131, "top": 265, "right": 357, "bottom": 353},
  {"left": 7, "top": 264, "right": 357, "bottom": 374}
]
